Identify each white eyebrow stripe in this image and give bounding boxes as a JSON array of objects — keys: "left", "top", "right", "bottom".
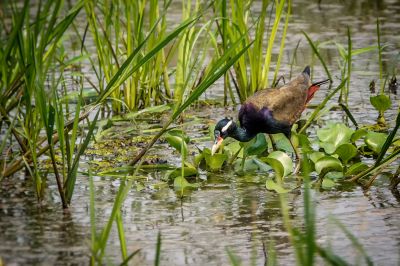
[{"left": 221, "top": 120, "right": 233, "bottom": 132}]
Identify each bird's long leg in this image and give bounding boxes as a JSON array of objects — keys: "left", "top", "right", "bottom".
[
  {"left": 268, "top": 134, "right": 277, "bottom": 151},
  {"left": 288, "top": 137, "right": 300, "bottom": 175}
]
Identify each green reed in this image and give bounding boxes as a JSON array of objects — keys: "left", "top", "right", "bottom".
[
  {"left": 89, "top": 162, "right": 148, "bottom": 265},
  {"left": 214, "top": 0, "right": 290, "bottom": 103},
  {"left": 84, "top": 0, "right": 175, "bottom": 112},
  {"left": 0, "top": 0, "right": 90, "bottom": 206},
  {"left": 277, "top": 157, "right": 371, "bottom": 266}
]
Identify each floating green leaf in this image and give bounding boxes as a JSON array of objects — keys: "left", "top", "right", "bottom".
[
  {"left": 245, "top": 133, "right": 267, "bottom": 156},
  {"left": 165, "top": 130, "right": 189, "bottom": 158},
  {"left": 364, "top": 131, "right": 387, "bottom": 154},
  {"left": 322, "top": 178, "right": 336, "bottom": 189},
  {"left": 271, "top": 133, "right": 293, "bottom": 152},
  {"left": 297, "top": 133, "right": 313, "bottom": 153},
  {"left": 173, "top": 176, "right": 198, "bottom": 190},
  {"left": 203, "top": 148, "right": 228, "bottom": 171},
  {"left": 370, "top": 95, "right": 391, "bottom": 113},
  {"left": 225, "top": 141, "right": 243, "bottom": 158},
  {"left": 252, "top": 158, "right": 272, "bottom": 172},
  {"left": 315, "top": 156, "right": 343, "bottom": 179},
  {"left": 335, "top": 143, "right": 358, "bottom": 164},
  {"left": 317, "top": 123, "right": 354, "bottom": 154},
  {"left": 165, "top": 166, "right": 198, "bottom": 180},
  {"left": 266, "top": 179, "right": 289, "bottom": 193},
  {"left": 345, "top": 162, "right": 369, "bottom": 176},
  {"left": 351, "top": 129, "right": 368, "bottom": 142},
  {"left": 264, "top": 151, "right": 293, "bottom": 178},
  {"left": 309, "top": 152, "right": 325, "bottom": 164},
  {"left": 234, "top": 158, "right": 260, "bottom": 173}
]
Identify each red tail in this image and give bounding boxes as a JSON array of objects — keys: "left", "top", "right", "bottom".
[{"left": 306, "top": 79, "right": 330, "bottom": 104}]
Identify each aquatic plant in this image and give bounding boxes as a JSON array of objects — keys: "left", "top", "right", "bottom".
[
  {"left": 214, "top": 0, "right": 291, "bottom": 103},
  {"left": 0, "top": 0, "right": 96, "bottom": 207},
  {"left": 88, "top": 168, "right": 145, "bottom": 265},
  {"left": 83, "top": 0, "right": 175, "bottom": 112}
]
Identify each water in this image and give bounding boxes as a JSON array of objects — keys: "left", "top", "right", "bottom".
[{"left": 1, "top": 0, "right": 400, "bottom": 265}]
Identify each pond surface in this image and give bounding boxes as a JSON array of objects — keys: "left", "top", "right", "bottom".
[{"left": 1, "top": 0, "right": 400, "bottom": 265}]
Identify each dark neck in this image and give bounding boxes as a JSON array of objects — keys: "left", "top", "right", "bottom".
[{"left": 231, "top": 126, "right": 256, "bottom": 142}]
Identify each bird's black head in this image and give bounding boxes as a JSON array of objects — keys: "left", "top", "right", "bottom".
[{"left": 212, "top": 118, "right": 236, "bottom": 155}]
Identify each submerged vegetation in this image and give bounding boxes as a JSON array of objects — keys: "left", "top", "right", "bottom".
[{"left": 0, "top": 0, "right": 399, "bottom": 265}]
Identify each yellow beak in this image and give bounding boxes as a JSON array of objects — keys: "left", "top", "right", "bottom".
[{"left": 211, "top": 137, "right": 223, "bottom": 155}]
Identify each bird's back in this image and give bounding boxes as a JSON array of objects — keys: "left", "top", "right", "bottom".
[{"left": 240, "top": 70, "right": 311, "bottom": 129}]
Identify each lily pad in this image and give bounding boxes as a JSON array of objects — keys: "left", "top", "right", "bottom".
[
  {"left": 322, "top": 178, "right": 336, "bottom": 189},
  {"left": 266, "top": 179, "right": 289, "bottom": 193},
  {"left": 252, "top": 158, "right": 272, "bottom": 172},
  {"left": 173, "top": 176, "right": 198, "bottom": 190},
  {"left": 165, "top": 166, "right": 198, "bottom": 180},
  {"left": 297, "top": 133, "right": 313, "bottom": 153},
  {"left": 351, "top": 129, "right": 368, "bottom": 142},
  {"left": 317, "top": 123, "right": 354, "bottom": 154},
  {"left": 225, "top": 141, "right": 243, "bottom": 158},
  {"left": 165, "top": 130, "right": 189, "bottom": 158},
  {"left": 203, "top": 148, "right": 228, "bottom": 171},
  {"left": 314, "top": 156, "right": 343, "bottom": 179},
  {"left": 271, "top": 133, "right": 293, "bottom": 152},
  {"left": 194, "top": 152, "right": 204, "bottom": 167},
  {"left": 234, "top": 158, "right": 260, "bottom": 173},
  {"left": 264, "top": 151, "right": 293, "bottom": 178},
  {"left": 245, "top": 133, "right": 267, "bottom": 156},
  {"left": 335, "top": 143, "right": 358, "bottom": 164},
  {"left": 309, "top": 151, "right": 325, "bottom": 164},
  {"left": 345, "top": 162, "right": 369, "bottom": 176},
  {"left": 370, "top": 94, "right": 391, "bottom": 113},
  {"left": 364, "top": 131, "right": 387, "bottom": 154}
]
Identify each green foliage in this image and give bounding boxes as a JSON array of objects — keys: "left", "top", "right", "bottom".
[
  {"left": 0, "top": 0, "right": 97, "bottom": 207},
  {"left": 317, "top": 123, "right": 354, "bottom": 154},
  {"left": 89, "top": 170, "right": 141, "bottom": 265},
  {"left": 214, "top": 0, "right": 291, "bottom": 103},
  {"left": 335, "top": 143, "right": 358, "bottom": 164},
  {"left": 266, "top": 179, "right": 289, "bottom": 193},
  {"left": 204, "top": 148, "right": 228, "bottom": 171},
  {"left": 264, "top": 151, "right": 293, "bottom": 178},
  {"left": 244, "top": 133, "right": 268, "bottom": 156},
  {"left": 364, "top": 131, "right": 387, "bottom": 154},
  {"left": 165, "top": 130, "right": 189, "bottom": 159},
  {"left": 314, "top": 156, "right": 343, "bottom": 179},
  {"left": 370, "top": 94, "right": 392, "bottom": 113}
]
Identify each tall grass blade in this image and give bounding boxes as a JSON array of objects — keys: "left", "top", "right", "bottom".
[
  {"left": 96, "top": 15, "right": 200, "bottom": 104},
  {"left": 273, "top": 0, "right": 291, "bottom": 85},
  {"left": 302, "top": 31, "right": 332, "bottom": 82},
  {"left": 155, "top": 231, "right": 162, "bottom": 266},
  {"left": 116, "top": 211, "right": 127, "bottom": 260},
  {"left": 374, "top": 110, "right": 400, "bottom": 165},
  {"left": 345, "top": 26, "right": 352, "bottom": 105},
  {"left": 303, "top": 156, "right": 315, "bottom": 265},
  {"left": 261, "top": 0, "right": 285, "bottom": 88},
  {"left": 316, "top": 245, "right": 349, "bottom": 266},
  {"left": 226, "top": 248, "right": 241, "bottom": 266},
  {"left": 173, "top": 40, "right": 254, "bottom": 119},
  {"left": 65, "top": 108, "right": 100, "bottom": 203},
  {"left": 88, "top": 169, "right": 98, "bottom": 265},
  {"left": 332, "top": 218, "right": 373, "bottom": 266},
  {"left": 128, "top": 37, "right": 254, "bottom": 167},
  {"left": 119, "top": 249, "right": 141, "bottom": 266},
  {"left": 377, "top": 18, "right": 383, "bottom": 93}
]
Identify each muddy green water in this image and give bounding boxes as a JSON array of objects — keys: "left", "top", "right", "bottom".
[{"left": 1, "top": 0, "right": 400, "bottom": 265}]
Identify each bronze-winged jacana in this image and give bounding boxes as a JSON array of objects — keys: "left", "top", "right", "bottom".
[{"left": 212, "top": 66, "right": 329, "bottom": 173}]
